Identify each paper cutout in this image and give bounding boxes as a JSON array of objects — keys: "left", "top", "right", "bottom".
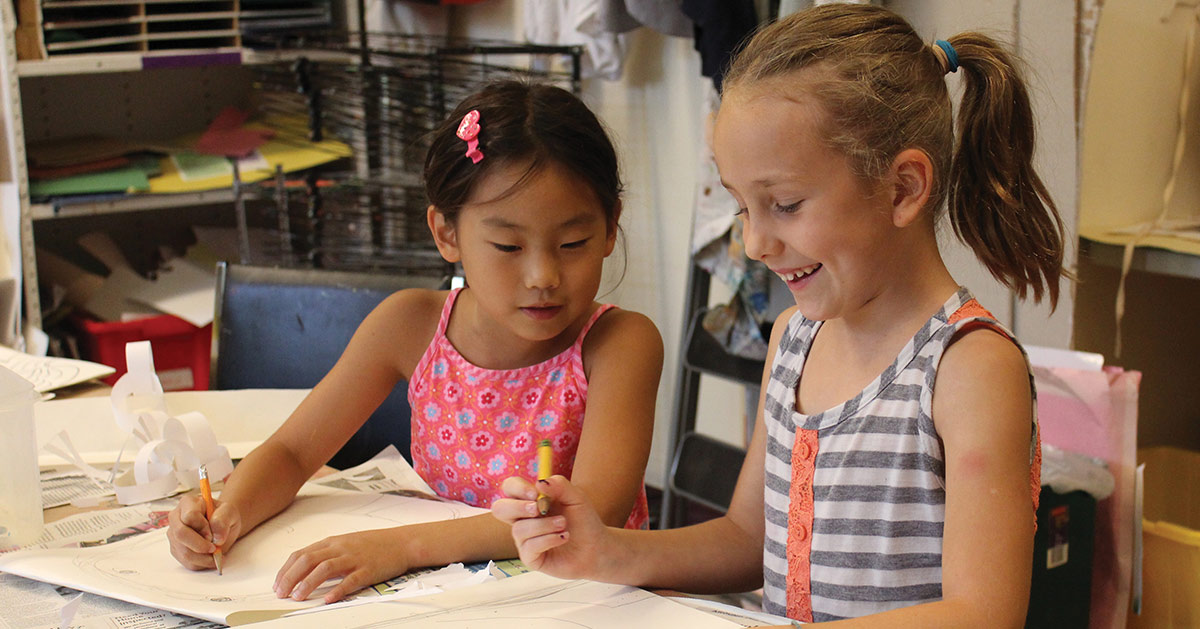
[
  {"left": 35, "top": 389, "right": 308, "bottom": 467},
  {"left": 106, "top": 341, "right": 232, "bottom": 505}
]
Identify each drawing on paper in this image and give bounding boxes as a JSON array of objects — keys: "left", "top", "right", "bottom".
[{"left": 0, "top": 487, "right": 488, "bottom": 622}]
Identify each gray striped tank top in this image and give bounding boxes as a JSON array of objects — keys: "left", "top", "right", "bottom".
[{"left": 760, "top": 287, "right": 1039, "bottom": 622}]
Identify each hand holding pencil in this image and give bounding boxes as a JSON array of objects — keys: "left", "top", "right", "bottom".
[{"left": 197, "top": 465, "right": 224, "bottom": 575}]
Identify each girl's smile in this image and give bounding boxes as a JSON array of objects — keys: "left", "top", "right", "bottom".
[{"left": 773, "top": 263, "right": 823, "bottom": 289}]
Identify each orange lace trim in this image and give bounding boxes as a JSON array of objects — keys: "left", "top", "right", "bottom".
[
  {"left": 947, "top": 298, "right": 993, "bottom": 324},
  {"left": 786, "top": 429, "right": 819, "bottom": 623}
]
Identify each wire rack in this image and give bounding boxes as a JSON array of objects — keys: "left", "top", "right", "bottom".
[{"left": 237, "top": 31, "right": 582, "bottom": 275}]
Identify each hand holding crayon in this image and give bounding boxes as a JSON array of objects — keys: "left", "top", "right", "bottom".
[{"left": 536, "top": 439, "right": 553, "bottom": 516}]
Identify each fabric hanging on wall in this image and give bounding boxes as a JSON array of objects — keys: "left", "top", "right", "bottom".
[
  {"left": 595, "top": 0, "right": 693, "bottom": 37},
  {"left": 690, "top": 82, "right": 772, "bottom": 361},
  {"left": 401, "top": 0, "right": 489, "bottom": 4},
  {"left": 681, "top": 0, "right": 759, "bottom": 91},
  {"left": 777, "top": 0, "right": 877, "bottom": 18},
  {"left": 367, "top": 0, "right": 449, "bottom": 35},
  {"left": 525, "top": 0, "right": 629, "bottom": 81}
]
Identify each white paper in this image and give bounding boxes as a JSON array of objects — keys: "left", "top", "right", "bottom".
[
  {"left": 0, "top": 144, "right": 21, "bottom": 349},
  {"left": 126, "top": 259, "right": 217, "bottom": 327},
  {"left": 248, "top": 570, "right": 746, "bottom": 629},
  {"left": 1024, "top": 345, "right": 1105, "bottom": 371},
  {"left": 0, "top": 486, "right": 489, "bottom": 624},
  {"left": 0, "top": 345, "right": 114, "bottom": 393},
  {"left": 668, "top": 595, "right": 796, "bottom": 627},
  {"left": 0, "top": 572, "right": 224, "bottom": 629},
  {"left": 82, "top": 266, "right": 161, "bottom": 323}
]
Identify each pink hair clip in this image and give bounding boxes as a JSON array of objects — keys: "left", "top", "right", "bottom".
[{"left": 456, "top": 110, "right": 484, "bottom": 164}]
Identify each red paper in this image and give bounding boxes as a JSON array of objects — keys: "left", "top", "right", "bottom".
[{"left": 194, "top": 107, "right": 274, "bottom": 158}]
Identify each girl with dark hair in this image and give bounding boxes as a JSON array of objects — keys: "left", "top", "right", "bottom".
[
  {"left": 494, "top": 5, "right": 1067, "bottom": 626},
  {"left": 167, "top": 81, "right": 661, "bottom": 605}
]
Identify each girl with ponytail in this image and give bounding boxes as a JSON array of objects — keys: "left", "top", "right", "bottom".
[{"left": 494, "top": 4, "right": 1065, "bottom": 626}]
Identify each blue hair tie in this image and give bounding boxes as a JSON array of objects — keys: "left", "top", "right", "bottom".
[{"left": 934, "top": 39, "right": 959, "bottom": 73}]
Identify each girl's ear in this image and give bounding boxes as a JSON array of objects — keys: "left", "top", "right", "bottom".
[
  {"left": 889, "top": 149, "right": 934, "bottom": 228},
  {"left": 603, "top": 201, "right": 621, "bottom": 257},
  {"left": 427, "top": 205, "right": 462, "bottom": 263}
]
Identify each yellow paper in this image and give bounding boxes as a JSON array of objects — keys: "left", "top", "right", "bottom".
[{"left": 147, "top": 116, "right": 352, "bottom": 194}]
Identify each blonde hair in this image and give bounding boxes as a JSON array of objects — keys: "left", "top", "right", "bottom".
[{"left": 724, "top": 5, "right": 1068, "bottom": 307}]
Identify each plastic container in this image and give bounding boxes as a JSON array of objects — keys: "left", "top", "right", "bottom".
[
  {"left": 0, "top": 365, "right": 43, "bottom": 549},
  {"left": 1129, "top": 447, "right": 1200, "bottom": 629},
  {"left": 74, "top": 314, "right": 212, "bottom": 391}
]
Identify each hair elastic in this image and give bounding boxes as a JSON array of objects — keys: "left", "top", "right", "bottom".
[
  {"left": 932, "top": 39, "right": 959, "bottom": 74},
  {"left": 456, "top": 109, "right": 484, "bottom": 164}
]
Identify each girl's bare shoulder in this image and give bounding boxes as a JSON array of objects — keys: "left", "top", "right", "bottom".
[
  {"left": 362, "top": 288, "right": 451, "bottom": 365},
  {"left": 376, "top": 287, "right": 450, "bottom": 322}
]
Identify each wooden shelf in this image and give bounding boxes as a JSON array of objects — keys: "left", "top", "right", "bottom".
[
  {"left": 31, "top": 190, "right": 236, "bottom": 220},
  {"left": 16, "top": 0, "right": 331, "bottom": 69},
  {"left": 15, "top": 45, "right": 354, "bottom": 76},
  {"left": 1079, "top": 237, "right": 1200, "bottom": 281}
]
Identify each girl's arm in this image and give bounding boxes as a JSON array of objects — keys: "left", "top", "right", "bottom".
[
  {"left": 167, "top": 290, "right": 441, "bottom": 569},
  {"left": 816, "top": 329, "right": 1036, "bottom": 628},
  {"left": 569, "top": 309, "right": 663, "bottom": 525},
  {"left": 492, "top": 307, "right": 800, "bottom": 594},
  {"left": 272, "top": 306, "right": 671, "bottom": 603}
]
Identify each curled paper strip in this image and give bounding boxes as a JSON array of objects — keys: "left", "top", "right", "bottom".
[{"left": 107, "top": 341, "right": 233, "bottom": 505}]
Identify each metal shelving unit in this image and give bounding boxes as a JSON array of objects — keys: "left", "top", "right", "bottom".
[
  {"left": 2, "top": 1, "right": 586, "bottom": 335},
  {"left": 2, "top": 16, "right": 306, "bottom": 330}
]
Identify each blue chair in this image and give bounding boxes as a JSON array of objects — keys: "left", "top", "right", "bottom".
[{"left": 211, "top": 262, "right": 448, "bottom": 469}]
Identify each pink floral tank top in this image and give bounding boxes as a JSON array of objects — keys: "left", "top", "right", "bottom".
[{"left": 408, "top": 288, "right": 649, "bottom": 530}]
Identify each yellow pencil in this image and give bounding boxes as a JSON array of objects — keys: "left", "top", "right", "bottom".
[
  {"left": 197, "top": 465, "right": 224, "bottom": 575},
  {"left": 536, "top": 439, "right": 553, "bottom": 516}
]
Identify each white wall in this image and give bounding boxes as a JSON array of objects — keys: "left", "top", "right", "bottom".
[{"left": 455, "top": 0, "right": 1081, "bottom": 485}]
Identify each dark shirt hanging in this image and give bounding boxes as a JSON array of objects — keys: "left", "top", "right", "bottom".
[{"left": 682, "top": 0, "right": 759, "bottom": 91}]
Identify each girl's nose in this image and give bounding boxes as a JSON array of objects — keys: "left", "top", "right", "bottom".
[
  {"left": 525, "top": 252, "right": 560, "bottom": 290},
  {"left": 740, "top": 212, "right": 778, "bottom": 262}
]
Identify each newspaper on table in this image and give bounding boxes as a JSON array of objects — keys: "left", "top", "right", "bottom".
[{"left": 1, "top": 446, "right": 492, "bottom": 627}]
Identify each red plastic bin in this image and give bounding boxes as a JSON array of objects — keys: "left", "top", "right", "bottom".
[{"left": 74, "top": 314, "right": 212, "bottom": 391}]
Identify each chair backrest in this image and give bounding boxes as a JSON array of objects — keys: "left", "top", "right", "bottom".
[{"left": 212, "top": 262, "right": 447, "bottom": 469}]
